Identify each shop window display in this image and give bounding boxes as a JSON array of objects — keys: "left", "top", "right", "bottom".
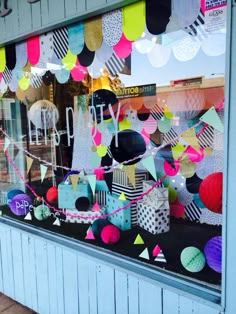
[{"left": 0, "top": 0, "right": 226, "bottom": 289}]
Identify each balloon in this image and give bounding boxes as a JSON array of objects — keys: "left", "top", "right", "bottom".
[{"left": 29, "top": 100, "right": 59, "bottom": 129}]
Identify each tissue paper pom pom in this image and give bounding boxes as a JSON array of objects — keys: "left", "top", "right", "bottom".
[
  {"left": 91, "top": 218, "right": 111, "bottom": 238},
  {"left": 10, "top": 193, "right": 32, "bottom": 216},
  {"left": 199, "top": 172, "right": 223, "bottom": 214},
  {"left": 101, "top": 224, "right": 121, "bottom": 244},
  {"left": 46, "top": 186, "right": 58, "bottom": 204},
  {"left": 34, "top": 204, "right": 51, "bottom": 221},
  {"left": 204, "top": 236, "right": 222, "bottom": 273},
  {"left": 180, "top": 246, "right": 206, "bottom": 273},
  {"left": 7, "top": 189, "right": 24, "bottom": 205}
]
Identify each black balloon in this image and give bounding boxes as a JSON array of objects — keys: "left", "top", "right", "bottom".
[
  {"left": 75, "top": 196, "right": 90, "bottom": 211},
  {"left": 186, "top": 173, "right": 203, "bottom": 194},
  {"left": 110, "top": 129, "right": 146, "bottom": 165}
]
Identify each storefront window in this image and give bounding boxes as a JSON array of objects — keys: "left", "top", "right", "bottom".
[{"left": 0, "top": 0, "right": 226, "bottom": 289}]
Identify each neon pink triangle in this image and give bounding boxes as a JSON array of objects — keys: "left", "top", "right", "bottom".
[
  {"left": 85, "top": 229, "right": 95, "bottom": 240},
  {"left": 92, "top": 202, "right": 101, "bottom": 211},
  {"left": 27, "top": 36, "right": 40, "bottom": 65},
  {"left": 152, "top": 245, "right": 161, "bottom": 257}
]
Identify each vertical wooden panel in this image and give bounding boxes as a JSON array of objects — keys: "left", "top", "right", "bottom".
[
  {"left": 48, "top": 0, "right": 65, "bottom": 22},
  {"left": 77, "top": 255, "right": 90, "bottom": 314},
  {"left": 5, "top": 228, "right": 15, "bottom": 299},
  {"left": 40, "top": 0, "right": 49, "bottom": 26},
  {"left": 88, "top": 260, "right": 98, "bottom": 314},
  {"left": 77, "top": 0, "right": 86, "bottom": 12},
  {"left": 179, "top": 296, "right": 194, "bottom": 314},
  {"left": 128, "top": 275, "right": 139, "bottom": 314},
  {"left": 5, "top": 0, "right": 19, "bottom": 39},
  {"left": 193, "top": 302, "right": 219, "bottom": 314},
  {"left": 96, "top": 264, "right": 115, "bottom": 314},
  {"left": 139, "top": 280, "right": 162, "bottom": 314},
  {"left": 35, "top": 238, "right": 50, "bottom": 314},
  {"left": 86, "top": 0, "right": 106, "bottom": 10},
  {"left": 47, "top": 243, "right": 58, "bottom": 314},
  {"left": 63, "top": 249, "right": 79, "bottom": 314},
  {"left": 55, "top": 246, "right": 65, "bottom": 314},
  {"left": 65, "top": 0, "right": 77, "bottom": 18},
  {"left": 17, "top": 0, "right": 32, "bottom": 34},
  {"left": 0, "top": 226, "right": 4, "bottom": 293},
  {"left": 31, "top": 0, "right": 42, "bottom": 29},
  {"left": 0, "top": 13, "right": 6, "bottom": 43},
  {"left": 0, "top": 225, "right": 8, "bottom": 294},
  {"left": 11, "top": 229, "right": 25, "bottom": 305},
  {"left": 115, "top": 270, "right": 128, "bottom": 314},
  {"left": 163, "top": 290, "right": 179, "bottom": 314},
  {"left": 27, "top": 235, "right": 38, "bottom": 312}
]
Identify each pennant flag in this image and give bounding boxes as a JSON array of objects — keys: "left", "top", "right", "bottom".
[
  {"left": 87, "top": 174, "right": 97, "bottom": 195},
  {"left": 152, "top": 244, "right": 161, "bottom": 257},
  {"left": 24, "top": 212, "right": 32, "bottom": 221},
  {"left": 180, "top": 128, "right": 200, "bottom": 152},
  {"left": 79, "top": 170, "right": 86, "bottom": 180},
  {"left": 141, "top": 155, "right": 157, "bottom": 181},
  {"left": 154, "top": 250, "right": 166, "bottom": 263},
  {"left": 70, "top": 174, "right": 79, "bottom": 192},
  {"left": 199, "top": 107, "right": 224, "bottom": 133},
  {"left": 85, "top": 229, "right": 95, "bottom": 240},
  {"left": 134, "top": 234, "right": 144, "bottom": 245},
  {"left": 92, "top": 202, "right": 101, "bottom": 211},
  {"left": 26, "top": 156, "right": 34, "bottom": 174},
  {"left": 139, "top": 248, "right": 150, "bottom": 260},
  {"left": 4, "top": 137, "right": 10, "bottom": 152},
  {"left": 40, "top": 164, "right": 48, "bottom": 183},
  {"left": 124, "top": 165, "right": 136, "bottom": 187},
  {"left": 172, "top": 143, "right": 186, "bottom": 160},
  {"left": 86, "top": 226, "right": 92, "bottom": 234},
  {"left": 53, "top": 218, "right": 61, "bottom": 226},
  {"left": 118, "top": 192, "right": 127, "bottom": 201}
]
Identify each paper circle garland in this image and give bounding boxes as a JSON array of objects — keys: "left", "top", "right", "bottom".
[
  {"left": 10, "top": 193, "right": 32, "bottom": 216},
  {"left": 34, "top": 204, "right": 51, "bottom": 221},
  {"left": 101, "top": 224, "right": 121, "bottom": 244},
  {"left": 46, "top": 186, "right": 58, "bottom": 204},
  {"left": 199, "top": 172, "right": 223, "bottom": 214},
  {"left": 204, "top": 236, "right": 222, "bottom": 273},
  {"left": 180, "top": 246, "right": 206, "bottom": 273}
]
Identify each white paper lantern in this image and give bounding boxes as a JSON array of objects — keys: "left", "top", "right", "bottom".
[{"left": 29, "top": 100, "right": 59, "bottom": 129}]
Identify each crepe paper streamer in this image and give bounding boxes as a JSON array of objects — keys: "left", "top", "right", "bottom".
[
  {"left": 119, "top": 192, "right": 127, "bottom": 201},
  {"left": 55, "top": 68, "right": 70, "bottom": 84},
  {"left": 39, "top": 32, "right": 54, "bottom": 63},
  {"left": 139, "top": 248, "right": 150, "bottom": 260},
  {"left": 4, "top": 137, "right": 10, "bottom": 152},
  {"left": 26, "top": 156, "right": 33, "bottom": 174},
  {"left": 201, "top": 34, "right": 226, "bottom": 57},
  {"left": 68, "top": 22, "right": 84, "bottom": 55},
  {"left": 53, "top": 27, "right": 69, "bottom": 59},
  {"left": 172, "top": 0, "right": 200, "bottom": 29},
  {"left": 180, "top": 128, "right": 200, "bottom": 152},
  {"left": 181, "top": 246, "right": 206, "bottom": 273},
  {"left": 152, "top": 244, "right": 161, "bottom": 257},
  {"left": 85, "top": 16, "right": 103, "bottom": 51},
  {"left": 15, "top": 41, "right": 28, "bottom": 68},
  {"left": 180, "top": 157, "right": 197, "bottom": 178},
  {"left": 97, "top": 145, "right": 108, "bottom": 157},
  {"left": 18, "top": 75, "right": 30, "bottom": 91},
  {"left": 87, "top": 174, "right": 97, "bottom": 195},
  {"left": 113, "top": 33, "right": 133, "bottom": 58},
  {"left": 78, "top": 44, "right": 95, "bottom": 67},
  {"left": 123, "top": 1, "right": 145, "bottom": 41},
  {"left": 143, "top": 115, "right": 158, "bottom": 134},
  {"left": 134, "top": 234, "right": 144, "bottom": 245},
  {"left": 173, "top": 36, "right": 201, "bottom": 62},
  {"left": 62, "top": 49, "right": 77, "bottom": 70},
  {"left": 141, "top": 155, "right": 157, "bottom": 181},
  {"left": 92, "top": 202, "right": 101, "bottom": 211},
  {"left": 102, "top": 9, "right": 123, "bottom": 47},
  {"left": 146, "top": 0, "right": 171, "bottom": 35},
  {"left": 40, "top": 164, "right": 48, "bottom": 183},
  {"left": 71, "top": 59, "right": 87, "bottom": 82},
  {"left": 96, "top": 40, "right": 113, "bottom": 63},
  {"left": 0, "top": 47, "right": 6, "bottom": 72},
  {"left": 24, "top": 212, "right": 32, "bottom": 221},
  {"left": 5, "top": 44, "right": 16, "bottom": 70},
  {"left": 199, "top": 107, "right": 224, "bottom": 133},
  {"left": 27, "top": 36, "right": 40, "bottom": 65},
  {"left": 85, "top": 229, "right": 95, "bottom": 240},
  {"left": 164, "top": 160, "right": 180, "bottom": 176},
  {"left": 53, "top": 217, "right": 61, "bottom": 226},
  {"left": 168, "top": 185, "right": 178, "bottom": 203},
  {"left": 158, "top": 117, "right": 172, "bottom": 133}
]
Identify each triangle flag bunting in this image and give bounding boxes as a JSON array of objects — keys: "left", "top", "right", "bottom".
[
  {"left": 139, "top": 248, "right": 150, "bottom": 260},
  {"left": 53, "top": 218, "right": 61, "bottom": 226},
  {"left": 85, "top": 229, "right": 95, "bottom": 240},
  {"left": 119, "top": 192, "right": 127, "bottom": 201},
  {"left": 152, "top": 244, "right": 161, "bottom": 257},
  {"left": 134, "top": 234, "right": 144, "bottom": 245},
  {"left": 26, "top": 156, "right": 34, "bottom": 174},
  {"left": 154, "top": 250, "right": 167, "bottom": 263},
  {"left": 141, "top": 155, "right": 157, "bottom": 181},
  {"left": 199, "top": 106, "right": 224, "bottom": 132},
  {"left": 4, "top": 137, "right": 11, "bottom": 152},
  {"left": 92, "top": 202, "right": 101, "bottom": 211},
  {"left": 87, "top": 174, "right": 97, "bottom": 195},
  {"left": 70, "top": 174, "right": 79, "bottom": 192},
  {"left": 180, "top": 128, "right": 200, "bottom": 152},
  {"left": 24, "top": 212, "right": 32, "bottom": 221},
  {"left": 40, "top": 164, "right": 48, "bottom": 183},
  {"left": 124, "top": 165, "right": 136, "bottom": 187}
]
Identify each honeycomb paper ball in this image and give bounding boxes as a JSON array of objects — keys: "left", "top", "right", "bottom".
[
  {"left": 180, "top": 246, "right": 206, "bottom": 273},
  {"left": 46, "top": 186, "right": 58, "bottom": 204},
  {"left": 10, "top": 193, "right": 33, "bottom": 216},
  {"left": 199, "top": 172, "right": 223, "bottom": 214},
  {"left": 204, "top": 236, "right": 222, "bottom": 273},
  {"left": 101, "top": 224, "right": 121, "bottom": 244},
  {"left": 7, "top": 189, "right": 24, "bottom": 206},
  {"left": 34, "top": 204, "right": 51, "bottom": 221},
  {"left": 91, "top": 218, "right": 111, "bottom": 238}
]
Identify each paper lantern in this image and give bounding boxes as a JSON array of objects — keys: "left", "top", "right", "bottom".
[
  {"left": 180, "top": 246, "right": 206, "bottom": 273},
  {"left": 10, "top": 193, "right": 32, "bottom": 216},
  {"left": 46, "top": 186, "right": 58, "bottom": 204},
  {"left": 29, "top": 100, "right": 59, "bottom": 129},
  {"left": 101, "top": 224, "right": 121, "bottom": 244},
  {"left": 91, "top": 218, "right": 111, "bottom": 237},
  {"left": 34, "top": 204, "right": 51, "bottom": 221},
  {"left": 204, "top": 236, "right": 222, "bottom": 273},
  {"left": 199, "top": 172, "right": 223, "bottom": 214}
]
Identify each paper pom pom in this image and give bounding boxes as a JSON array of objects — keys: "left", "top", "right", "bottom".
[
  {"left": 46, "top": 186, "right": 58, "bottom": 204},
  {"left": 34, "top": 204, "right": 51, "bottom": 221},
  {"left": 101, "top": 224, "right": 121, "bottom": 244},
  {"left": 7, "top": 189, "right": 24, "bottom": 205},
  {"left": 10, "top": 193, "right": 32, "bottom": 216},
  {"left": 199, "top": 172, "right": 223, "bottom": 214},
  {"left": 180, "top": 246, "right": 206, "bottom": 273},
  {"left": 204, "top": 236, "right": 222, "bottom": 273},
  {"left": 91, "top": 218, "right": 111, "bottom": 238}
]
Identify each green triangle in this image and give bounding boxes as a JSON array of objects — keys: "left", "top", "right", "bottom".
[
  {"left": 141, "top": 155, "right": 157, "bottom": 181},
  {"left": 139, "top": 247, "right": 150, "bottom": 260},
  {"left": 199, "top": 107, "right": 224, "bottom": 132},
  {"left": 134, "top": 234, "right": 144, "bottom": 245}
]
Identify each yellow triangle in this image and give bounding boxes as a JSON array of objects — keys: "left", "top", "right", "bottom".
[
  {"left": 134, "top": 234, "right": 144, "bottom": 245},
  {"left": 70, "top": 174, "right": 79, "bottom": 192},
  {"left": 180, "top": 128, "right": 200, "bottom": 152},
  {"left": 124, "top": 165, "right": 136, "bottom": 187},
  {"left": 26, "top": 156, "right": 33, "bottom": 174},
  {"left": 119, "top": 192, "right": 127, "bottom": 201}
]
